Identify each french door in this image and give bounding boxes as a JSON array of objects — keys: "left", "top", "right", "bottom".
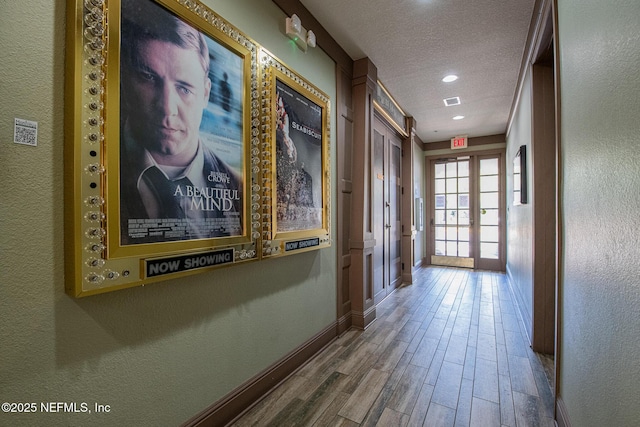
[
  {"left": 429, "top": 153, "right": 505, "bottom": 271},
  {"left": 372, "top": 117, "right": 402, "bottom": 304}
]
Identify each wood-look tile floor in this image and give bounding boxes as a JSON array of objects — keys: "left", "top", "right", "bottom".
[{"left": 232, "top": 267, "right": 556, "bottom": 427}]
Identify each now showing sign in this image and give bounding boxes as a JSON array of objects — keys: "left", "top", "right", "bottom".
[
  {"left": 285, "top": 238, "right": 320, "bottom": 252},
  {"left": 145, "top": 248, "right": 234, "bottom": 278}
]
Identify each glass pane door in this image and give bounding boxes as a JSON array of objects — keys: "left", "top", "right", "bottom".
[
  {"left": 479, "top": 158, "right": 500, "bottom": 259},
  {"left": 476, "top": 155, "right": 504, "bottom": 270},
  {"left": 432, "top": 158, "right": 474, "bottom": 268},
  {"left": 430, "top": 153, "right": 505, "bottom": 271}
]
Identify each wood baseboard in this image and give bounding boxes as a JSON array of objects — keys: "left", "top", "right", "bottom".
[
  {"left": 556, "top": 396, "right": 572, "bottom": 427},
  {"left": 351, "top": 305, "right": 377, "bottom": 330},
  {"left": 505, "top": 266, "right": 533, "bottom": 346},
  {"left": 182, "top": 321, "right": 338, "bottom": 427},
  {"left": 337, "top": 312, "right": 352, "bottom": 335}
]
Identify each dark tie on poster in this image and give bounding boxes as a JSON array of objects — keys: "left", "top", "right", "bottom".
[{"left": 142, "top": 166, "right": 192, "bottom": 218}]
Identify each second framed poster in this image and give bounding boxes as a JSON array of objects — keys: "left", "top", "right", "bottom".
[{"left": 260, "top": 52, "right": 331, "bottom": 257}]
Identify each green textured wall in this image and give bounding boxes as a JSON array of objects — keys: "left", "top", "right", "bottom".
[
  {"left": 557, "top": 0, "right": 640, "bottom": 425},
  {"left": 0, "top": 0, "right": 336, "bottom": 425}
]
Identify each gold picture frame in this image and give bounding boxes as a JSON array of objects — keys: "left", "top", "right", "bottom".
[
  {"left": 259, "top": 50, "right": 331, "bottom": 258},
  {"left": 64, "top": 0, "right": 261, "bottom": 296}
]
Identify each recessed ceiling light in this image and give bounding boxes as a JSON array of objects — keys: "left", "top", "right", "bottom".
[
  {"left": 453, "top": 115, "right": 465, "bottom": 120},
  {"left": 442, "top": 75, "right": 458, "bottom": 83}
]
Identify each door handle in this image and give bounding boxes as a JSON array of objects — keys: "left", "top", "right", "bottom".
[{"left": 385, "top": 224, "right": 391, "bottom": 229}]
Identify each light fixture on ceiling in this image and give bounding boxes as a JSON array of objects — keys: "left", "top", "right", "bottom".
[
  {"left": 443, "top": 96, "right": 461, "bottom": 107},
  {"left": 453, "top": 115, "right": 465, "bottom": 120},
  {"left": 285, "top": 14, "right": 316, "bottom": 52},
  {"left": 442, "top": 74, "right": 458, "bottom": 83}
]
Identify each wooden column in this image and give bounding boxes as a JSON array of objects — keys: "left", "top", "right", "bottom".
[
  {"left": 401, "top": 117, "right": 417, "bottom": 284},
  {"left": 336, "top": 64, "right": 355, "bottom": 335},
  {"left": 531, "top": 62, "right": 556, "bottom": 355},
  {"left": 349, "top": 58, "right": 377, "bottom": 329}
]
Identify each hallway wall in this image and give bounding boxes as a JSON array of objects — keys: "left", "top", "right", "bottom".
[
  {"left": 506, "top": 68, "right": 534, "bottom": 341},
  {"left": 557, "top": 0, "right": 640, "bottom": 425},
  {"left": 0, "top": 1, "right": 336, "bottom": 426}
]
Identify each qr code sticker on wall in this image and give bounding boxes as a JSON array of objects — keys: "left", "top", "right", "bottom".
[{"left": 14, "top": 118, "right": 38, "bottom": 147}]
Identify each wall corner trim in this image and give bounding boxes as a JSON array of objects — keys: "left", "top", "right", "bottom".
[
  {"left": 183, "top": 321, "right": 338, "bottom": 427},
  {"left": 556, "top": 396, "right": 572, "bottom": 427}
]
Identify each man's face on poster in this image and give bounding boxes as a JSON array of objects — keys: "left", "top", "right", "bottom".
[{"left": 124, "top": 39, "right": 211, "bottom": 163}]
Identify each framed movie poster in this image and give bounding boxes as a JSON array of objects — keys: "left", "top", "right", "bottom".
[
  {"left": 64, "top": 0, "right": 261, "bottom": 296},
  {"left": 116, "top": 0, "right": 248, "bottom": 248},
  {"left": 259, "top": 51, "right": 331, "bottom": 258}
]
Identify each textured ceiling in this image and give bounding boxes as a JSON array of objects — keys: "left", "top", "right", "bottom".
[{"left": 300, "top": 0, "right": 536, "bottom": 143}]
